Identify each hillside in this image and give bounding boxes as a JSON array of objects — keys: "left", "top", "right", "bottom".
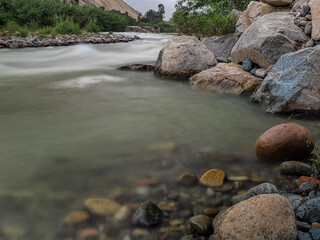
[{"left": 67, "top": 0, "right": 140, "bottom": 19}]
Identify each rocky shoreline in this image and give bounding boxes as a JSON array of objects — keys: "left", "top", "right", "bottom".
[{"left": 0, "top": 32, "right": 140, "bottom": 49}]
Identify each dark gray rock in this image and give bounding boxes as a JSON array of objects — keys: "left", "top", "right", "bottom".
[
  {"left": 299, "top": 182, "right": 317, "bottom": 195},
  {"left": 308, "top": 191, "right": 320, "bottom": 199},
  {"left": 231, "top": 183, "right": 278, "bottom": 205},
  {"left": 297, "top": 202, "right": 307, "bottom": 220},
  {"left": 242, "top": 59, "right": 253, "bottom": 72},
  {"left": 188, "top": 215, "right": 213, "bottom": 237},
  {"left": 304, "top": 22, "right": 312, "bottom": 35},
  {"left": 280, "top": 161, "right": 313, "bottom": 176},
  {"left": 297, "top": 231, "right": 312, "bottom": 240},
  {"left": 287, "top": 194, "right": 305, "bottom": 211},
  {"left": 297, "top": 197, "right": 320, "bottom": 223},
  {"left": 310, "top": 228, "right": 320, "bottom": 240},
  {"left": 119, "top": 64, "right": 155, "bottom": 71},
  {"left": 300, "top": 5, "right": 310, "bottom": 17},
  {"left": 296, "top": 221, "right": 312, "bottom": 232},
  {"left": 251, "top": 45, "right": 320, "bottom": 116},
  {"left": 216, "top": 57, "right": 230, "bottom": 63},
  {"left": 202, "top": 34, "right": 238, "bottom": 60},
  {"left": 131, "top": 201, "right": 162, "bottom": 227},
  {"left": 250, "top": 68, "right": 258, "bottom": 75},
  {"left": 306, "top": 39, "right": 316, "bottom": 47}
]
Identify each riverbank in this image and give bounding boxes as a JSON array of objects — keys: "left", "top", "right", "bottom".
[{"left": 0, "top": 32, "right": 140, "bottom": 49}]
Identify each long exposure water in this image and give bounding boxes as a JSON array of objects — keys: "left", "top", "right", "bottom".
[{"left": 0, "top": 33, "right": 320, "bottom": 239}]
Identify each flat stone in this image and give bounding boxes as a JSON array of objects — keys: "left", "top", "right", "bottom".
[
  {"left": 298, "top": 176, "right": 320, "bottom": 187},
  {"left": 301, "top": 4, "right": 311, "bottom": 17},
  {"left": 228, "top": 176, "right": 249, "bottom": 181},
  {"left": 255, "top": 68, "right": 267, "bottom": 78},
  {"left": 199, "top": 169, "right": 226, "bottom": 187},
  {"left": 202, "top": 34, "right": 238, "bottom": 59},
  {"left": 114, "top": 206, "right": 131, "bottom": 222},
  {"left": 231, "top": 183, "right": 279, "bottom": 205},
  {"left": 188, "top": 215, "right": 213, "bottom": 237},
  {"left": 178, "top": 174, "right": 198, "bottom": 185},
  {"left": 261, "top": 0, "right": 293, "bottom": 6},
  {"left": 64, "top": 211, "right": 90, "bottom": 225},
  {"left": 280, "top": 161, "right": 313, "bottom": 176}
]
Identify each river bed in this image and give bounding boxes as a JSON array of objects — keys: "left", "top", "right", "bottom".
[{"left": 0, "top": 33, "right": 319, "bottom": 239}]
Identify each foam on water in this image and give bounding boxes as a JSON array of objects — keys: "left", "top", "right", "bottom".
[{"left": 54, "top": 75, "right": 125, "bottom": 88}]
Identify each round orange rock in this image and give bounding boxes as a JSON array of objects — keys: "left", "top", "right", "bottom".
[
  {"left": 255, "top": 123, "right": 314, "bottom": 162},
  {"left": 200, "top": 169, "right": 226, "bottom": 187}
]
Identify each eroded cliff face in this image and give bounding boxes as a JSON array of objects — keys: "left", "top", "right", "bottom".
[{"left": 64, "top": 0, "right": 140, "bottom": 19}]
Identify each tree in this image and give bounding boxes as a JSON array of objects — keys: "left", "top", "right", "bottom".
[
  {"left": 157, "top": 4, "right": 165, "bottom": 21},
  {"left": 143, "top": 3, "right": 165, "bottom": 23}
]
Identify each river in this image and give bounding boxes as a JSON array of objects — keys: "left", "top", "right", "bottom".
[{"left": 0, "top": 33, "right": 319, "bottom": 239}]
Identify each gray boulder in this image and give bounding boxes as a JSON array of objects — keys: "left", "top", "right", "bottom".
[
  {"left": 251, "top": 45, "right": 320, "bottom": 116},
  {"left": 155, "top": 35, "right": 217, "bottom": 80},
  {"left": 202, "top": 34, "right": 238, "bottom": 59},
  {"left": 232, "top": 12, "right": 309, "bottom": 69}
]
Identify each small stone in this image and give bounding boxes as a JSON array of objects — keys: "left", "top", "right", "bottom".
[
  {"left": 231, "top": 183, "right": 278, "bottom": 205},
  {"left": 305, "top": 22, "right": 312, "bottom": 35},
  {"left": 296, "top": 221, "right": 312, "bottom": 232},
  {"left": 64, "top": 211, "right": 90, "bottom": 225},
  {"left": 114, "top": 206, "right": 131, "bottom": 222},
  {"left": 312, "top": 223, "right": 320, "bottom": 228},
  {"left": 255, "top": 68, "right": 267, "bottom": 78},
  {"left": 297, "top": 231, "right": 312, "bottom": 240},
  {"left": 250, "top": 68, "right": 257, "bottom": 75},
  {"left": 132, "top": 229, "right": 149, "bottom": 237},
  {"left": 287, "top": 195, "right": 305, "bottom": 211},
  {"left": 216, "top": 57, "right": 230, "bottom": 63},
  {"left": 299, "top": 182, "right": 317, "bottom": 195},
  {"left": 232, "top": 181, "right": 243, "bottom": 190},
  {"left": 135, "top": 178, "right": 159, "bottom": 186},
  {"left": 169, "top": 219, "right": 183, "bottom": 226},
  {"left": 220, "top": 184, "right": 233, "bottom": 192},
  {"left": 306, "top": 14, "right": 312, "bottom": 21},
  {"left": 148, "top": 142, "right": 176, "bottom": 152},
  {"left": 178, "top": 174, "right": 198, "bottom": 186},
  {"left": 84, "top": 199, "right": 121, "bottom": 217},
  {"left": 242, "top": 59, "right": 253, "bottom": 72},
  {"left": 251, "top": 176, "right": 265, "bottom": 183},
  {"left": 228, "top": 176, "right": 249, "bottom": 182},
  {"left": 131, "top": 202, "right": 162, "bottom": 227},
  {"left": 300, "top": 5, "right": 310, "bottom": 17},
  {"left": 200, "top": 169, "right": 226, "bottom": 187},
  {"left": 188, "top": 215, "right": 213, "bottom": 237},
  {"left": 297, "top": 176, "right": 320, "bottom": 187},
  {"left": 300, "top": 20, "right": 309, "bottom": 26},
  {"left": 206, "top": 188, "right": 214, "bottom": 196},
  {"left": 310, "top": 228, "right": 320, "bottom": 240},
  {"left": 178, "top": 209, "right": 192, "bottom": 218},
  {"left": 168, "top": 192, "right": 179, "bottom": 200},
  {"left": 306, "top": 39, "right": 316, "bottom": 48},
  {"left": 78, "top": 228, "right": 99, "bottom": 240},
  {"left": 203, "top": 208, "right": 219, "bottom": 218},
  {"left": 280, "top": 161, "right": 313, "bottom": 176},
  {"left": 304, "top": 198, "right": 320, "bottom": 223}
]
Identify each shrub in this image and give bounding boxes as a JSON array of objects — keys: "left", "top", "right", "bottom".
[{"left": 53, "top": 17, "right": 81, "bottom": 35}]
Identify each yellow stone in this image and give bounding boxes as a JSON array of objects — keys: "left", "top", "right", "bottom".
[
  {"left": 200, "top": 169, "right": 226, "bottom": 187},
  {"left": 251, "top": 177, "right": 265, "bottom": 183},
  {"left": 169, "top": 219, "right": 183, "bottom": 226},
  {"left": 148, "top": 142, "right": 176, "bottom": 152},
  {"left": 84, "top": 198, "right": 121, "bottom": 217},
  {"left": 237, "top": 190, "right": 246, "bottom": 195},
  {"left": 65, "top": 211, "right": 90, "bottom": 225}
]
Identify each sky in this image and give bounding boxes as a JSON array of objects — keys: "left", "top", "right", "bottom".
[{"left": 124, "top": 0, "right": 177, "bottom": 21}]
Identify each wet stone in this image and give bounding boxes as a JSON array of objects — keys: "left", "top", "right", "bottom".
[
  {"left": 296, "top": 221, "right": 312, "bottom": 232},
  {"left": 132, "top": 228, "right": 149, "bottom": 238},
  {"left": 200, "top": 169, "right": 226, "bottom": 187},
  {"left": 228, "top": 176, "right": 249, "bottom": 182},
  {"left": 188, "top": 215, "right": 213, "bottom": 237},
  {"left": 232, "top": 181, "right": 243, "bottom": 190},
  {"left": 297, "top": 231, "right": 312, "bottom": 240},
  {"left": 287, "top": 194, "right": 305, "bottom": 211},
  {"left": 78, "top": 228, "right": 99, "bottom": 240},
  {"left": 310, "top": 228, "right": 320, "bottom": 240},
  {"left": 178, "top": 174, "right": 198, "bottom": 186},
  {"left": 131, "top": 202, "right": 162, "bottom": 227},
  {"left": 312, "top": 223, "right": 320, "bottom": 228},
  {"left": 299, "top": 182, "right": 317, "bottom": 195},
  {"left": 300, "top": 5, "right": 310, "bottom": 17},
  {"left": 83, "top": 199, "right": 121, "bottom": 217},
  {"left": 203, "top": 208, "right": 219, "bottom": 218},
  {"left": 64, "top": 211, "right": 90, "bottom": 225},
  {"left": 297, "top": 176, "right": 320, "bottom": 187},
  {"left": 242, "top": 59, "right": 253, "bottom": 72},
  {"left": 280, "top": 161, "right": 313, "bottom": 176}
]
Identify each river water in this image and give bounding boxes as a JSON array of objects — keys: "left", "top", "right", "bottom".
[{"left": 0, "top": 33, "right": 319, "bottom": 239}]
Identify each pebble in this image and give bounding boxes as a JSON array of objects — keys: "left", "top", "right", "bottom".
[
  {"left": 78, "top": 228, "right": 99, "bottom": 240},
  {"left": 297, "top": 176, "right": 320, "bottom": 187},
  {"left": 300, "top": 5, "right": 311, "bottom": 17},
  {"left": 308, "top": 191, "right": 320, "bottom": 199},
  {"left": 132, "top": 228, "right": 149, "bottom": 238},
  {"left": 287, "top": 194, "right": 305, "bottom": 211},
  {"left": 203, "top": 208, "right": 219, "bottom": 218},
  {"left": 228, "top": 176, "right": 249, "bottom": 182},
  {"left": 250, "top": 68, "right": 257, "bottom": 76},
  {"left": 297, "top": 231, "right": 312, "bottom": 240},
  {"left": 148, "top": 142, "right": 176, "bottom": 152},
  {"left": 280, "top": 161, "right": 313, "bottom": 176},
  {"left": 306, "top": 39, "right": 316, "bottom": 48},
  {"left": 83, "top": 199, "right": 120, "bottom": 217},
  {"left": 299, "top": 182, "right": 317, "bottom": 195},
  {"left": 114, "top": 206, "right": 131, "bottom": 222},
  {"left": 206, "top": 188, "right": 214, "bottom": 196},
  {"left": 304, "top": 22, "right": 312, "bottom": 35},
  {"left": 199, "top": 169, "right": 226, "bottom": 187},
  {"left": 310, "top": 228, "right": 320, "bottom": 240},
  {"left": 216, "top": 57, "right": 230, "bottom": 63},
  {"left": 232, "top": 181, "right": 243, "bottom": 190},
  {"left": 296, "top": 221, "right": 312, "bottom": 232},
  {"left": 312, "top": 223, "right": 320, "bottom": 228},
  {"left": 306, "top": 14, "right": 312, "bottom": 21},
  {"left": 178, "top": 174, "right": 198, "bottom": 186},
  {"left": 242, "top": 59, "right": 254, "bottom": 72},
  {"left": 188, "top": 215, "right": 213, "bottom": 237},
  {"left": 231, "top": 183, "right": 278, "bottom": 205},
  {"left": 255, "top": 68, "right": 267, "bottom": 78},
  {"left": 297, "top": 198, "right": 320, "bottom": 223},
  {"left": 131, "top": 202, "right": 162, "bottom": 227},
  {"left": 64, "top": 211, "right": 90, "bottom": 225},
  {"left": 300, "top": 20, "right": 309, "bottom": 27}
]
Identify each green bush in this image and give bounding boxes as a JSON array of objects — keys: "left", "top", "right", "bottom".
[
  {"left": 6, "top": 20, "right": 29, "bottom": 37},
  {"left": 84, "top": 18, "right": 101, "bottom": 33},
  {"left": 53, "top": 17, "right": 81, "bottom": 35}
]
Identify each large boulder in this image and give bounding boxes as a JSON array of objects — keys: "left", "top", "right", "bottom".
[
  {"left": 213, "top": 194, "right": 297, "bottom": 239},
  {"left": 261, "top": 0, "right": 294, "bottom": 6},
  {"left": 232, "top": 12, "right": 309, "bottom": 69},
  {"left": 236, "top": 10, "right": 251, "bottom": 34},
  {"left": 310, "top": 0, "right": 320, "bottom": 40},
  {"left": 190, "top": 63, "right": 262, "bottom": 95},
  {"left": 202, "top": 34, "right": 238, "bottom": 59},
  {"left": 247, "top": 1, "right": 276, "bottom": 22},
  {"left": 154, "top": 36, "right": 217, "bottom": 80},
  {"left": 251, "top": 45, "right": 320, "bottom": 116},
  {"left": 255, "top": 123, "right": 314, "bottom": 162}
]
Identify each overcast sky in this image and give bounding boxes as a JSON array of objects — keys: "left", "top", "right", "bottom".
[{"left": 124, "top": 0, "right": 177, "bottom": 21}]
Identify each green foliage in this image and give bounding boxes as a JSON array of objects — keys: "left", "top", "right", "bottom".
[
  {"left": 0, "top": 0, "right": 136, "bottom": 34},
  {"left": 6, "top": 20, "right": 29, "bottom": 37},
  {"left": 143, "top": 4, "right": 165, "bottom": 23},
  {"left": 308, "top": 139, "right": 320, "bottom": 179},
  {"left": 53, "top": 17, "right": 81, "bottom": 35},
  {"left": 172, "top": 0, "right": 251, "bottom": 37}
]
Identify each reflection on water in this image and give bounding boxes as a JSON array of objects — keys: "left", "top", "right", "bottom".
[{"left": 0, "top": 33, "right": 319, "bottom": 239}]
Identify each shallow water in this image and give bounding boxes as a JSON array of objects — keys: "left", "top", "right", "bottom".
[{"left": 0, "top": 33, "right": 319, "bottom": 239}]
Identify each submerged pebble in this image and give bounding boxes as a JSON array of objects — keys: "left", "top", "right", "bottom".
[{"left": 131, "top": 202, "right": 162, "bottom": 227}]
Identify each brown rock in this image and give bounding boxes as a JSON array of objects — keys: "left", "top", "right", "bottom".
[
  {"left": 154, "top": 35, "right": 217, "bottom": 80},
  {"left": 297, "top": 176, "right": 320, "bottom": 187},
  {"left": 190, "top": 63, "right": 262, "bottom": 95},
  {"left": 310, "top": 0, "right": 320, "bottom": 40},
  {"left": 200, "top": 169, "right": 226, "bottom": 187},
  {"left": 213, "top": 194, "right": 297, "bottom": 239},
  {"left": 255, "top": 123, "right": 314, "bottom": 162},
  {"left": 64, "top": 211, "right": 90, "bottom": 225},
  {"left": 247, "top": 1, "right": 276, "bottom": 22},
  {"left": 178, "top": 174, "right": 198, "bottom": 185},
  {"left": 261, "top": 0, "right": 294, "bottom": 6},
  {"left": 188, "top": 215, "right": 213, "bottom": 236},
  {"left": 236, "top": 10, "right": 251, "bottom": 34},
  {"left": 300, "top": 20, "right": 309, "bottom": 26},
  {"left": 78, "top": 228, "right": 99, "bottom": 240}
]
